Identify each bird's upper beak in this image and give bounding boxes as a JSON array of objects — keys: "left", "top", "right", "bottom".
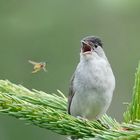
[{"left": 81, "top": 40, "right": 93, "bottom": 54}]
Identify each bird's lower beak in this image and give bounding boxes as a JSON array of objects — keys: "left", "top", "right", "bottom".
[{"left": 81, "top": 40, "right": 93, "bottom": 54}]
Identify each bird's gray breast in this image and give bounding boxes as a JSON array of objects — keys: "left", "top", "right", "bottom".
[{"left": 70, "top": 58, "right": 115, "bottom": 119}]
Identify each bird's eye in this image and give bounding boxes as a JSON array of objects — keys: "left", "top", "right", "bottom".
[{"left": 94, "top": 44, "right": 98, "bottom": 48}]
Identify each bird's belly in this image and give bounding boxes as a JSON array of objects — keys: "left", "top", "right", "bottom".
[{"left": 70, "top": 89, "right": 110, "bottom": 120}]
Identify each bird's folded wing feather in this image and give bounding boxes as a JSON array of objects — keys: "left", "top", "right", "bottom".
[{"left": 68, "top": 74, "right": 75, "bottom": 114}]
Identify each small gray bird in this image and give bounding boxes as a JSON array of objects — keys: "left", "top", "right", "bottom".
[{"left": 68, "top": 36, "right": 115, "bottom": 121}]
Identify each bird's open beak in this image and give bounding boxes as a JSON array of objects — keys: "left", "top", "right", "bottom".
[{"left": 81, "top": 40, "right": 93, "bottom": 54}]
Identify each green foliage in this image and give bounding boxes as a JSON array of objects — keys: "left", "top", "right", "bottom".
[
  {"left": 0, "top": 62, "right": 140, "bottom": 139},
  {"left": 124, "top": 62, "right": 140, "bottom": 122}
]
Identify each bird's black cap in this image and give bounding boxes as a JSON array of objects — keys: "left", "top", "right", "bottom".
[{"left": 82, "top": 36, "right": 103, "bottom": 48}]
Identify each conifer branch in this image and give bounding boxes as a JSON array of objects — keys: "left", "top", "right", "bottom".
[{"left": 0, "top": 62, "right": 140, "bottom": 139}]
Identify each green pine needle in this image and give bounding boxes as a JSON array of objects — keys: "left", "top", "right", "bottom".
[{"left": 124, "top": 62, "right": 140, "bottom": 122}]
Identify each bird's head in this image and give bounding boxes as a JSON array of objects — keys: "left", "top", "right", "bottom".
[{"left": 80, "top": 36, "right": 105, "bottom": 60}]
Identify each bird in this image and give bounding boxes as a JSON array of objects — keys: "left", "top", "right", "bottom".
[
  {"left": 28, "top": 60, "right": 47, "bottom": 73},
  {"left": 68, "top": 36, "right": 115, "bottom": 121}
]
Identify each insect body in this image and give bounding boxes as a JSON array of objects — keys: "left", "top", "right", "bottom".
[{"left": 29, "top": 60, "right": 47, "bottom": 73}]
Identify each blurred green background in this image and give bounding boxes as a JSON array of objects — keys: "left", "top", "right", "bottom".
[{"left": 0, "top": 0, "right": 140, "bottom": 140}]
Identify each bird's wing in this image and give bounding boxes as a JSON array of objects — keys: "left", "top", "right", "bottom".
[
  {"left": 68, "top": 74, "right": 75, "bottom": 114},
  {"left": 28, "top": 60, "right": 38, "bottom": 65}
]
